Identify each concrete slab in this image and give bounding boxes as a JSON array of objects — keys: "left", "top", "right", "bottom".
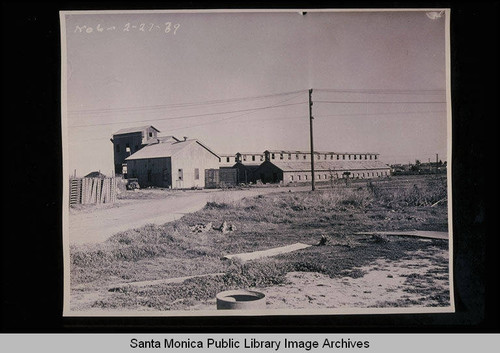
[{"left": 223, "top": 242, "right": 312, "bottom": 262}]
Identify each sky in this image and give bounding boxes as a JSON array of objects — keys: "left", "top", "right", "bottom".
[{"left": 62, "top": 10, "right": 449, "bottom": 177}]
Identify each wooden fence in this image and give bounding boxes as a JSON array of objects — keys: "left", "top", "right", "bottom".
[{"left": 69, "top": 177, "right": 117, "bottom": 205}]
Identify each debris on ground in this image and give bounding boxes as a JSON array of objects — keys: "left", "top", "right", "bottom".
[
  {"left": 317, "top": 234, "right": 330, "bottom": 246},
  {"left": 213, "top": 221, "right": 236, "bottom": 233},
  {"left": 189, "top": 222, "right": 213, "bottom": 233}
]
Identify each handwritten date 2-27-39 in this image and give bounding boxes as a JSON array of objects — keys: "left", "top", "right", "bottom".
[{"left": 74, "top": 22, "right": 181, "bottom": 34}]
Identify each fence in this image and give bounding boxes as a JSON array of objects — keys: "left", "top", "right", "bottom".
[{"left": 69, "top": 177, "right": 117, "bottom": 205}]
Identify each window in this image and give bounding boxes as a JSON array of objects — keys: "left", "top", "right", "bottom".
[
  {"left": 354, "top": 155, "right": 357, "bottom": 160},
  {"left": 149, "top": 132, "right": 153, "bottom": 137},
  {"left": 272, "top": 153, "right": 275, "bottom": 159},
  {"left": 252, "top": 155, "right": 256, "bottom": 161},
  {"left": 290, "top": 175, "right": 294, "bottom": 181},
  {"left": 375, "top": 155, "right": 378, "bottom": 160},
  {"left": 305, "top": 175, "right": 308, "bottom": 180},
  {"left": 243, "top": 155, "right": 247, "bottom": 161},
  {"left": 178, "top": 169, "right": 183, "bottom": 181},
  {"left": 260, "top": 155, "right": 264, "bottom": 161},
  {"left": 324, "top": 155, "right": 327, "bottom": 160},
  {"left": 342, "top": 155, "right": 346, "bottom": 160},
  {"left": 296, "top": 154, "right": 299, "bottom": 160},
  {"left": 337, "top": 155, "right": 340, "bottom": 160},
  {"left": 298, "top": 175, "right": 301, "bottom": 181},
  {"left": 116, "top": 144, "right": 120, "bottom": 152},
  {"left": 348, "top": 155, "right": 351, "bottom": 160},
  {"left": 288, "top": 154, "right": 291, "bottom": 160},
  {"left": 330, "top": 155, "right": 333, "bottom": 160},
  {"left": 303, "top": 155, "right": 307, "bottom": 160},
  {"left": 280, "top": 153, "right": 283, "bottom": 160},
  {"left": 365, "top": 155, "right": 367, "bottom": 160},
  {"left": 226, "top": 157, "right": 230, "bottom": 163},
  {"left": 370, "top": 155, "right": 373, "bottom": 160},
  {"left": 194, "top": 168, "right": 199, "bottom": 180}
]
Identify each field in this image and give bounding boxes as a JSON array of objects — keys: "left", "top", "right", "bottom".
[{"left": 69, "top": 175, "right": 450, "bottom": 312}]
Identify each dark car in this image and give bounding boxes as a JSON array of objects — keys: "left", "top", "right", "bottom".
[{"left": 126, "top": 178, "right": 140, "bottom": 190}]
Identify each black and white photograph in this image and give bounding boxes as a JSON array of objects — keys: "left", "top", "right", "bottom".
[{"left": 60, "top": 9, "right": 453, "bottom": 316}]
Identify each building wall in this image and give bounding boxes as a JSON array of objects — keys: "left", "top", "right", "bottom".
[
  {"left": 112, "top": 132, "right": 143, "bottom": 174},
  {"left": 219, "top": 155, "right": 236, "bottom": 168},
  {"left": 170, "top": 142, "right": 220, "bottom": 189},
  {"left": 283, "top": 168, "right": 391, "bottom": 184},
  {"left": 256, "top": 160, "right": 391, "bottom": 185},
  {"left": 112, "top": 127, "right": 159, "bottom": 174},
  {"left": 265, "top": 151, "right": 380, "bottom": 163},
  {"left": 254, "top": 162, "right": 284, "bottom": 184},
  {"left": 127, "top": 157, "right": 172, "bottom": 188}
]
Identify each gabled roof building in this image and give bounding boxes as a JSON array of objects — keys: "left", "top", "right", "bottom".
[
  {"left": 125, "top": 138, "right": 220, "bottom": 189},
  {"left": 253, "top": 150, "right": 390, "bottom": 184}
]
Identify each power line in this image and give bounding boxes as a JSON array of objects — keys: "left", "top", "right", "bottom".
[
  {"left": 315, "top": 100, "right": 446, "bottom": 104},
  {"left": 315, "top": 88, "right": 445, "bottom": 95},
  {"left": 168, "top": 93, "right": 305, "bottom": 132},
  {"left": 70, "top": 101, "right": 306, "bottom": 128},
  {"left": 315, "top": 110, "right": 446, "bottom": 118},
  {"left": 68, "top": 89, "right": 306, "bottom": 115}
]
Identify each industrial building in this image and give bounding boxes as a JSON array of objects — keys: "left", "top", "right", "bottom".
[
  {"left": 110, "top": 125, "right": 163, "bottom": 174},
  {"left": 112, "top": 125, "right": 390, "bottom": 189},
  {"left": 125, "top": 137, "right": 220, "bottom": 189},
  {"left": 253, "top": 150, "right": 390, "bottom": 184}
]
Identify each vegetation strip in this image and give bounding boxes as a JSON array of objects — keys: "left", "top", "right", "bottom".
[
  {"left": 356, "top": 230, "right": 448, "bottom": 240},
  {"left": 109, "top": 272, "right": 226, "bottom": 290}
]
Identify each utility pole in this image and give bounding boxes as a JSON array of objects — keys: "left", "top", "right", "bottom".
[
  {"left": 436, "top": 153, "right": 439, "bottom": 174},
  {"left": 309, "top": 88, "right": 315, "bottom": 191}
]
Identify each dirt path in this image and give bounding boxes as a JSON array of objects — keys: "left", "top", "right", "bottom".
[{"left": 68, "top": 186, "right": 310, "bottom": 245}]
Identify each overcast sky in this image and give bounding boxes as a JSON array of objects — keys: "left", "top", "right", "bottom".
[{"left": 62, "top": 10, "right": 448, "bottom": 176}]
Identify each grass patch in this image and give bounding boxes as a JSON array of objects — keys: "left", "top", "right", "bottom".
[{"left": 70, "top": 175, "right": 450, "bottom": 310}]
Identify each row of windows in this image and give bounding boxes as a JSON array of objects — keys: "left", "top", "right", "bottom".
[
  {"left": 223, "top": 153, "right": 379, "bottom": 163},
  {"left": 272, "top": 153, "right": 377, "bottom": 161},
  {"left": 289, "top": 171, "right": 388, "bottom": 181}
]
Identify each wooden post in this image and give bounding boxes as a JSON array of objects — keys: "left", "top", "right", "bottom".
[{"left": 309, "top": 88, "right": 315, "bottom": 191}]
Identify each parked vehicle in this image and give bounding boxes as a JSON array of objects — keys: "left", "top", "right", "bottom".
[{"left": 126, "top": 178, "right": 140, "bottom": 190}]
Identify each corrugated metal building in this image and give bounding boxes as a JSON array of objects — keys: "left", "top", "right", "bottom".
[{"left": 125, "top": 138, "right": 220, "bottom": 189}]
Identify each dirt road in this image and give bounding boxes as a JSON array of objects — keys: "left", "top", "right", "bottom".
[{"left": 68, "top": 186, "right": 310, "bottom": 245}]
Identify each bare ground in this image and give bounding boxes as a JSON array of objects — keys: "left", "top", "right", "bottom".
[{"left": 68, "top": 175, "right": 451, "bottom": 313}]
